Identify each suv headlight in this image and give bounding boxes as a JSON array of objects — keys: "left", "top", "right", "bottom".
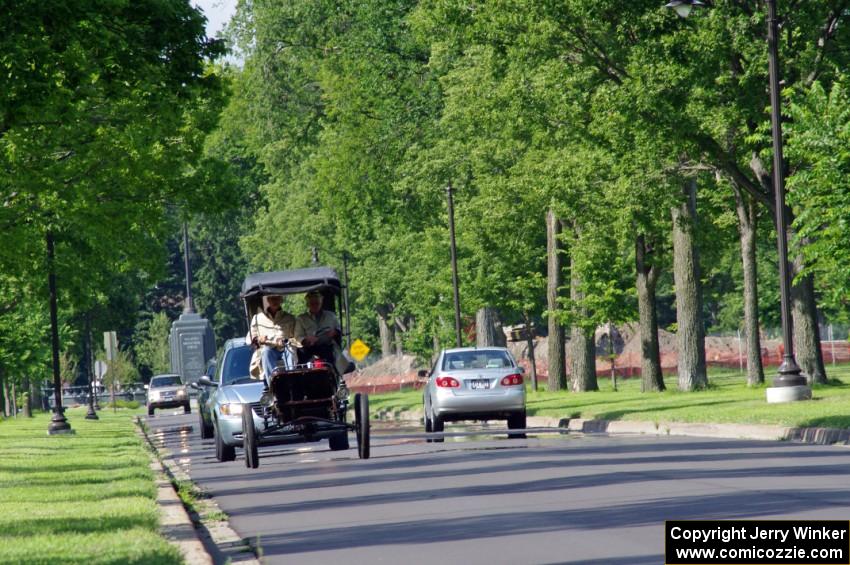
[
  {"left": 176, "top": 388, "right": 186, "bottom": 398},
  {"left": 149, "top": 391, "right": 160, "bottom": 401},
  {"left": 220, "top": 403, "right": 243, "bottom": 416}
]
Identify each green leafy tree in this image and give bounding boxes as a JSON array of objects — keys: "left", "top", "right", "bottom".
[
  {"left": 99, "top": 349, "right": 139, "bottom": 392},
  {"left": 786, "top": 81, "right": 850, "bottom": 311},
  {"left": 135, "top": 312, "right": 173, "bottom": 378}
]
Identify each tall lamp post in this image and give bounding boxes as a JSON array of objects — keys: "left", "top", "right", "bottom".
[
  {"left": 666, "top": 0, "right": 810, "bottom": 402},
  {"left": 182, "top": 222, "right": 195, "bottom": 314},
  {"left": 311, "top": 247, "right": 353, "bottom": 348}
]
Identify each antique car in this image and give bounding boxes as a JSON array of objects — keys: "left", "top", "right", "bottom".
[{"left": 229, "top": 267, "right": 369, "bottom": 467}]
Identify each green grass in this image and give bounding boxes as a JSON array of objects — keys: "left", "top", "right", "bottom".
[
  {"left": 0, "top": 408, "right": 182, "bottom": 565},
  {"left": 369, "top": 364, "right": 850, "bottom": 429}
]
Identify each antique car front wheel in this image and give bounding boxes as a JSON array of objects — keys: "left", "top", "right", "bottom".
[{"left": 242, "top": 404, "right": 259, "bottom": 469}]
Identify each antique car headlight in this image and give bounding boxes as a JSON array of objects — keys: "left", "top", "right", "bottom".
[{"left": 220, "top": 403, "right": 243, "bottom": 416}]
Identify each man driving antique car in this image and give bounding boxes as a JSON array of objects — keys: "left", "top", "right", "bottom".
[
  {"left": 294, "top": 290, "right": 340, "bottom": 365},
  {"left": 248, "top": 294, "right": 297, "bottom": 382}
]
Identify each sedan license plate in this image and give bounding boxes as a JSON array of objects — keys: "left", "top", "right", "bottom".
[{"left": 470, "top": 379, "right": 490, "bottom": 390}]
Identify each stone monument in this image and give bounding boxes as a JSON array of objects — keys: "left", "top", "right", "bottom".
[{"left": 169, "top": 223, "right": 215, "bottom": 383}]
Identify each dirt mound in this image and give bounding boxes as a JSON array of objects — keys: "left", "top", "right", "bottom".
[{"left": 345, "top": 354, "right": 422, "bottom": 392}]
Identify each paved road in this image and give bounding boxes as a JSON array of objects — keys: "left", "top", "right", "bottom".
[{"left": 144, "top": 409, "right": 850, "bottom": 565}]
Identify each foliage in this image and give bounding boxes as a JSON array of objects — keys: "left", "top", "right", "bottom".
[
  {"left": 134, "top": 312, "right": 173, "bottom": 379},
  {"left": 786, "top": 81, "right": 850, "bottom": 312},
  {"left": 9, "top": 0, "right": 850, "bottom": 386},
  {"left": 59, "top": 350, "right": 77, "bottom": 386},
  {"left": 1, "top": 1, "right": 229, "bottom": 392},
  {"left": 219, "top": 0, "right": 850, "bottom": 369},
  {"left": 99, "top": 349, "right": 139, "bottom": 390}
]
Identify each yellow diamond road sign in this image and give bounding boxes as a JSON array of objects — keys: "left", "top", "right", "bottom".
[{"left": 349, "top": 339, "right": 370, "bottom": 362}]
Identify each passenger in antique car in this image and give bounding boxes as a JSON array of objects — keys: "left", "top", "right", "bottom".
[{"left": 294, "top": 290, "right": 341, "bottom": 365}]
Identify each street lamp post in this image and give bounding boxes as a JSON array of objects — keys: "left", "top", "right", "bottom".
[
  {"left": 85, "top": 316, "right": 99, "bottom": 420},
  {"left": 446, "top": 183, "right": 463, "bottom": 348},
  {"left": 666, "top": 0, "right": 810, "bottom": 402},
  {"left": 46, "top": 231, "right": 73, "bottom": 435},
  {"left": 182, "top": 222, "right": 195, "bottom": 314},
  {"left": 311, "top": 247, "right": 353, "bottom": 348}
]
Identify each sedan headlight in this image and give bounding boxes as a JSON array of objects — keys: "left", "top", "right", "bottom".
[{"left": 220, "top": 403, "right": 243, "bottom": 416}]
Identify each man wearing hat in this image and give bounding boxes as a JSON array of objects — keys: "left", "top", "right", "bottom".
[
  {"left": 249, "top": 294, "right": 296, "bottom": 382},
  {"left": 294, "top": 290, "right": 340, "bottom": 364}
]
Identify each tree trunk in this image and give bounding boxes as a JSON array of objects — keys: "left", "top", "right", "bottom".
[
  {"left": 0, "top": 368, "right": 7, "bottom": 417},
  {"left": 30, "top": 379, "right": 43, "bottom": 413},
  {"left": 636, "top": 234, "right": 665, "bottom": 392},
  {"left": 546, "top": 208, "right": 567, "bottom": 391},
  {"left": 733, "top": 186, "right": 765, "bottom": 386},
  {"left": 22, "top": 377, "right": 31, "bottom": 417},
  {"left": 569, "top": 249, "right": 598, "bottom": 392},
  {"left": 394, "top": 328, "right": 403, "bottom": 357},
  {"left": 432, "top": 333, "right": 440, "bottom": 365},
  {"left": 475, "top": 307, "right": 506, "bottom": 347},
  {"left": 377, "top": 306, "right": 395, "bottom": 359},
  {"left": 791, "top": 249, "right": 827, "bottom": 384},
  {"left": 672, "top": 179, "right": 707, "bottom": 391},
  {"left": 608, "top": 326, "right": 617, "bottom": 391},
  {"left": 11, "top": 382, "right": 16, "bottom": 417}
]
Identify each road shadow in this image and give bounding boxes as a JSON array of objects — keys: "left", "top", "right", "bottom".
[{"left": 245, "top": 488, "right": 850, "bottom": 557}]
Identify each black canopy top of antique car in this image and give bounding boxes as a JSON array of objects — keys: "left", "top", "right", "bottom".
[{"left": 240, "top": 267, "right": 342, "bottom": 298}]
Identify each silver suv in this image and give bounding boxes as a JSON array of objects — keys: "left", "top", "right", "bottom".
[{"left": 146, "top": 374, "right": 190, "bottom": 416}]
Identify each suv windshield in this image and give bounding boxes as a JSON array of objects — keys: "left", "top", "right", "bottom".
[
  {"left": 150, "top": 375, "right": 182, "bottom": 388},
  {"left": 442, "top": 350, "right": 514, "bottom": 371},
  {"left": 222, "top": 346, "right": 254, "bottom": 385}
]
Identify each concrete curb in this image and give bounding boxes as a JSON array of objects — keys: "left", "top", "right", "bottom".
[
  {"left": 150, "top": 457, "right": 213, "bottom": 565},
  {"left": 136, "top": 422, "right": 213, "bottom": 565},
  {"left": 137, "top": 418, "right": 261, "bottom": 565},
  {"left": 374, "top": 408, "right": 850, "bottom": 446}
]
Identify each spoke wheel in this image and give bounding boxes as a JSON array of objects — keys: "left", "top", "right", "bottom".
[{"left": 242, "top": 404, "right": 259, "bottom": 469}]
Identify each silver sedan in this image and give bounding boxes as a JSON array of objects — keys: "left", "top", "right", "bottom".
[{"left": 422, "top": 347, "right": 526, "bottom": 440}]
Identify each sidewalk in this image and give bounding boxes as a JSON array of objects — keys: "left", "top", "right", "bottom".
[{"left": 374, "top": 407, "right": 850, "bottom": 446}]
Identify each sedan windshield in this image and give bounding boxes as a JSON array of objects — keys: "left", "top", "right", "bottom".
[
  {"left": 150, "top": 375, "right": 182, "bottom": 388},
  {"left": 222, "top": 346, "right": 254, "bottom": 385},
  {"left": 442, "top": 350, "right": 514, "bottom": 371}
]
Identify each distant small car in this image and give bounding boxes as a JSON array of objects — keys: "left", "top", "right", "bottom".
[
  {"left": 422, "top": 347, "right": 526, "bottom": 441},
  {"left": 146, "top": 374, "right": 190, "bottom": 416}
]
